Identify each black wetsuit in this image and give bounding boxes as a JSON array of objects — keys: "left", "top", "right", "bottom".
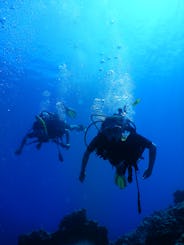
[
  {"left": 28, "top": 113, "right": 69, "bottom": 141},
  {"left": 87, "top": 132, "right": 152, "bottom": 167}
]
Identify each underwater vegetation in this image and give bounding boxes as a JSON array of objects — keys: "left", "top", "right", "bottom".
[{"left": 18, "top": 190, "right": 184, "bottom": 245}]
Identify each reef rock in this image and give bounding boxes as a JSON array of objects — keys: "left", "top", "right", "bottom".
[
  {"left": 18, "top": 191, "right": 184, "bottom": 245},
  {"left": 114, "top": 201, "right": 184, "bottom": 245},
  {"left": 18, "top": 209, "right": 108, "bottom": 245},
  {"left": 174, "top": 190, "right": 184, "bottom": 205}
]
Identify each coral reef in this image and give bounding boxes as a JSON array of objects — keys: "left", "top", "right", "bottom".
[
  {"left": 18, "top": 209, "right": 108, "bottom": 245},
  {"left": 18, "top": 191, "right": 184, "bottom": 245},
  {"left": 174, "top": 190, "right": 184, "bottom": 205},
  {"left": 114, "top": 197, "right": 184, "bottom": 245}
]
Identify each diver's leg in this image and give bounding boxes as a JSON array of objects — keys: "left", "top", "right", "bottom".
[
  {"left": 56, "top": 134, "right": 70, "bottom": 149},
  {"left": 116, "top": 161, "right": 127, "bottom": 176},
  {"left": 54, "top": 138, "right": 64, "bottom": 162},
  {"left": 128, "top": 166, "right": 133, "bottom": 183}
]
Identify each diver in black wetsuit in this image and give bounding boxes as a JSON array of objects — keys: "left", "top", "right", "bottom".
[
  {"left": 79, "top": 108, "right": 156, "bottom": 185},
  {"left": 15, "top": 110, "right": 84, "bottom": 162}
]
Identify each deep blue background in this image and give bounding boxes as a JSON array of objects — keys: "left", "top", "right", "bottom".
[{"left": 0, "top": 0, "right": 184, "bottom": 244}]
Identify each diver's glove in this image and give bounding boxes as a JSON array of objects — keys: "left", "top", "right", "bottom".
[
  {"left": 77, "top": 124, "right": 85, "bottom": 132},
  {"left": 54, "top": 139, "right": 70, "bottom": 149},
  {"left": 15, "top": 149, "right": 22, "bottom": 155},
  {"left": 64, "top": 143, "right": 70, "bottom": 149},
  {"left": 79, "top": 171, "right": 86, "bottom": 182},
  {"left": 143, "top": 168, "right": 152, "bottom": 179}
]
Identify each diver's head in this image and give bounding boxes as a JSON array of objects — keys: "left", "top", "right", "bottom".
[
  {"left": 40, "top": 111, "right": 50, "bottom": 120},
  {"left": 103, "top": 126, "right": 122, "bottom": 142},
  {"left": 118, "top": 108, "right": 123, "bottom": 115},
  {"left": 117, "top": 107, "right": 127, "bottom": 116}
]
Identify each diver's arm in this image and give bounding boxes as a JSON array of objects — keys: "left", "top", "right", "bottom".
[
  {"left": 69, "top": 124, "right": 85, "bottom": 132},
  {"left": 15, "top": 135, "right": 28, "bottom": 155},
  {"left": 60, "top": 129, "right": 70, "bottom": 148},
  {"left": 65, "top": 129, "right": 70, "bottom": 146},
  {"left": 79, "top": 149, "right": 91, "bottom": 182},
  {"left": 79, "top": 135, "right": 98, "bottom": 182},
  {"left": 143, "top": 143, "right": 157, "bottom": 179}
]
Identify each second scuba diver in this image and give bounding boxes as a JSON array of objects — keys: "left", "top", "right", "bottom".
[{"left": 15, "top": 105, "right": 85, "bottom": 162}]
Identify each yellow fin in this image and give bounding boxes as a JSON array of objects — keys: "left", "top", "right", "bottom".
[
  {"left": 115, "top": 174, "right": 127, "bottom": 189},
  {"left": 65, "top": 107, "right": 77, "bottom": 119},
  {"left": 132, "top": 98, "right": 141, "bottom": 107}
]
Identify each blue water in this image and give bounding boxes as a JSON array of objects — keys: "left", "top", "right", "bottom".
[{"left": 0, "top": 0, "right": 184, "bottom": 244}]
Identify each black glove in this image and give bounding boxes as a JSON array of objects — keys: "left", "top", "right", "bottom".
[
  {"left": 79, "top": 171, "right": 86, "bottom": 182},
  {"left": 77, "top": 124, "right": 85, "bottom": 131},
  {"left": 143, "top": 168, "right": 152, "bottom": 179},
  {"left": 15, "top": 149, "right": 22, "bottom": 155}
]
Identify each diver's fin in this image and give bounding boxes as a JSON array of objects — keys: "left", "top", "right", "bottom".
[
  {"left": 115, "top": 174, "right": 127, "bottom": 189},
  {"left": 64, "top": 105, "right": 77, "bottom": 119},
  {"left": 132, "top": 98, "right": 141, "bottom": 107}
]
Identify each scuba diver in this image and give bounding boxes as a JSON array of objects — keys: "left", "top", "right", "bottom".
[
  {"left": 15, "top": 106, "right": 85, "bottom": 162},
  {"left": 79, "top": 107, "right": 156, "bottom": 213},
  {"left": 100, "top": 107, "right": 136, "bottom": 142}
]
